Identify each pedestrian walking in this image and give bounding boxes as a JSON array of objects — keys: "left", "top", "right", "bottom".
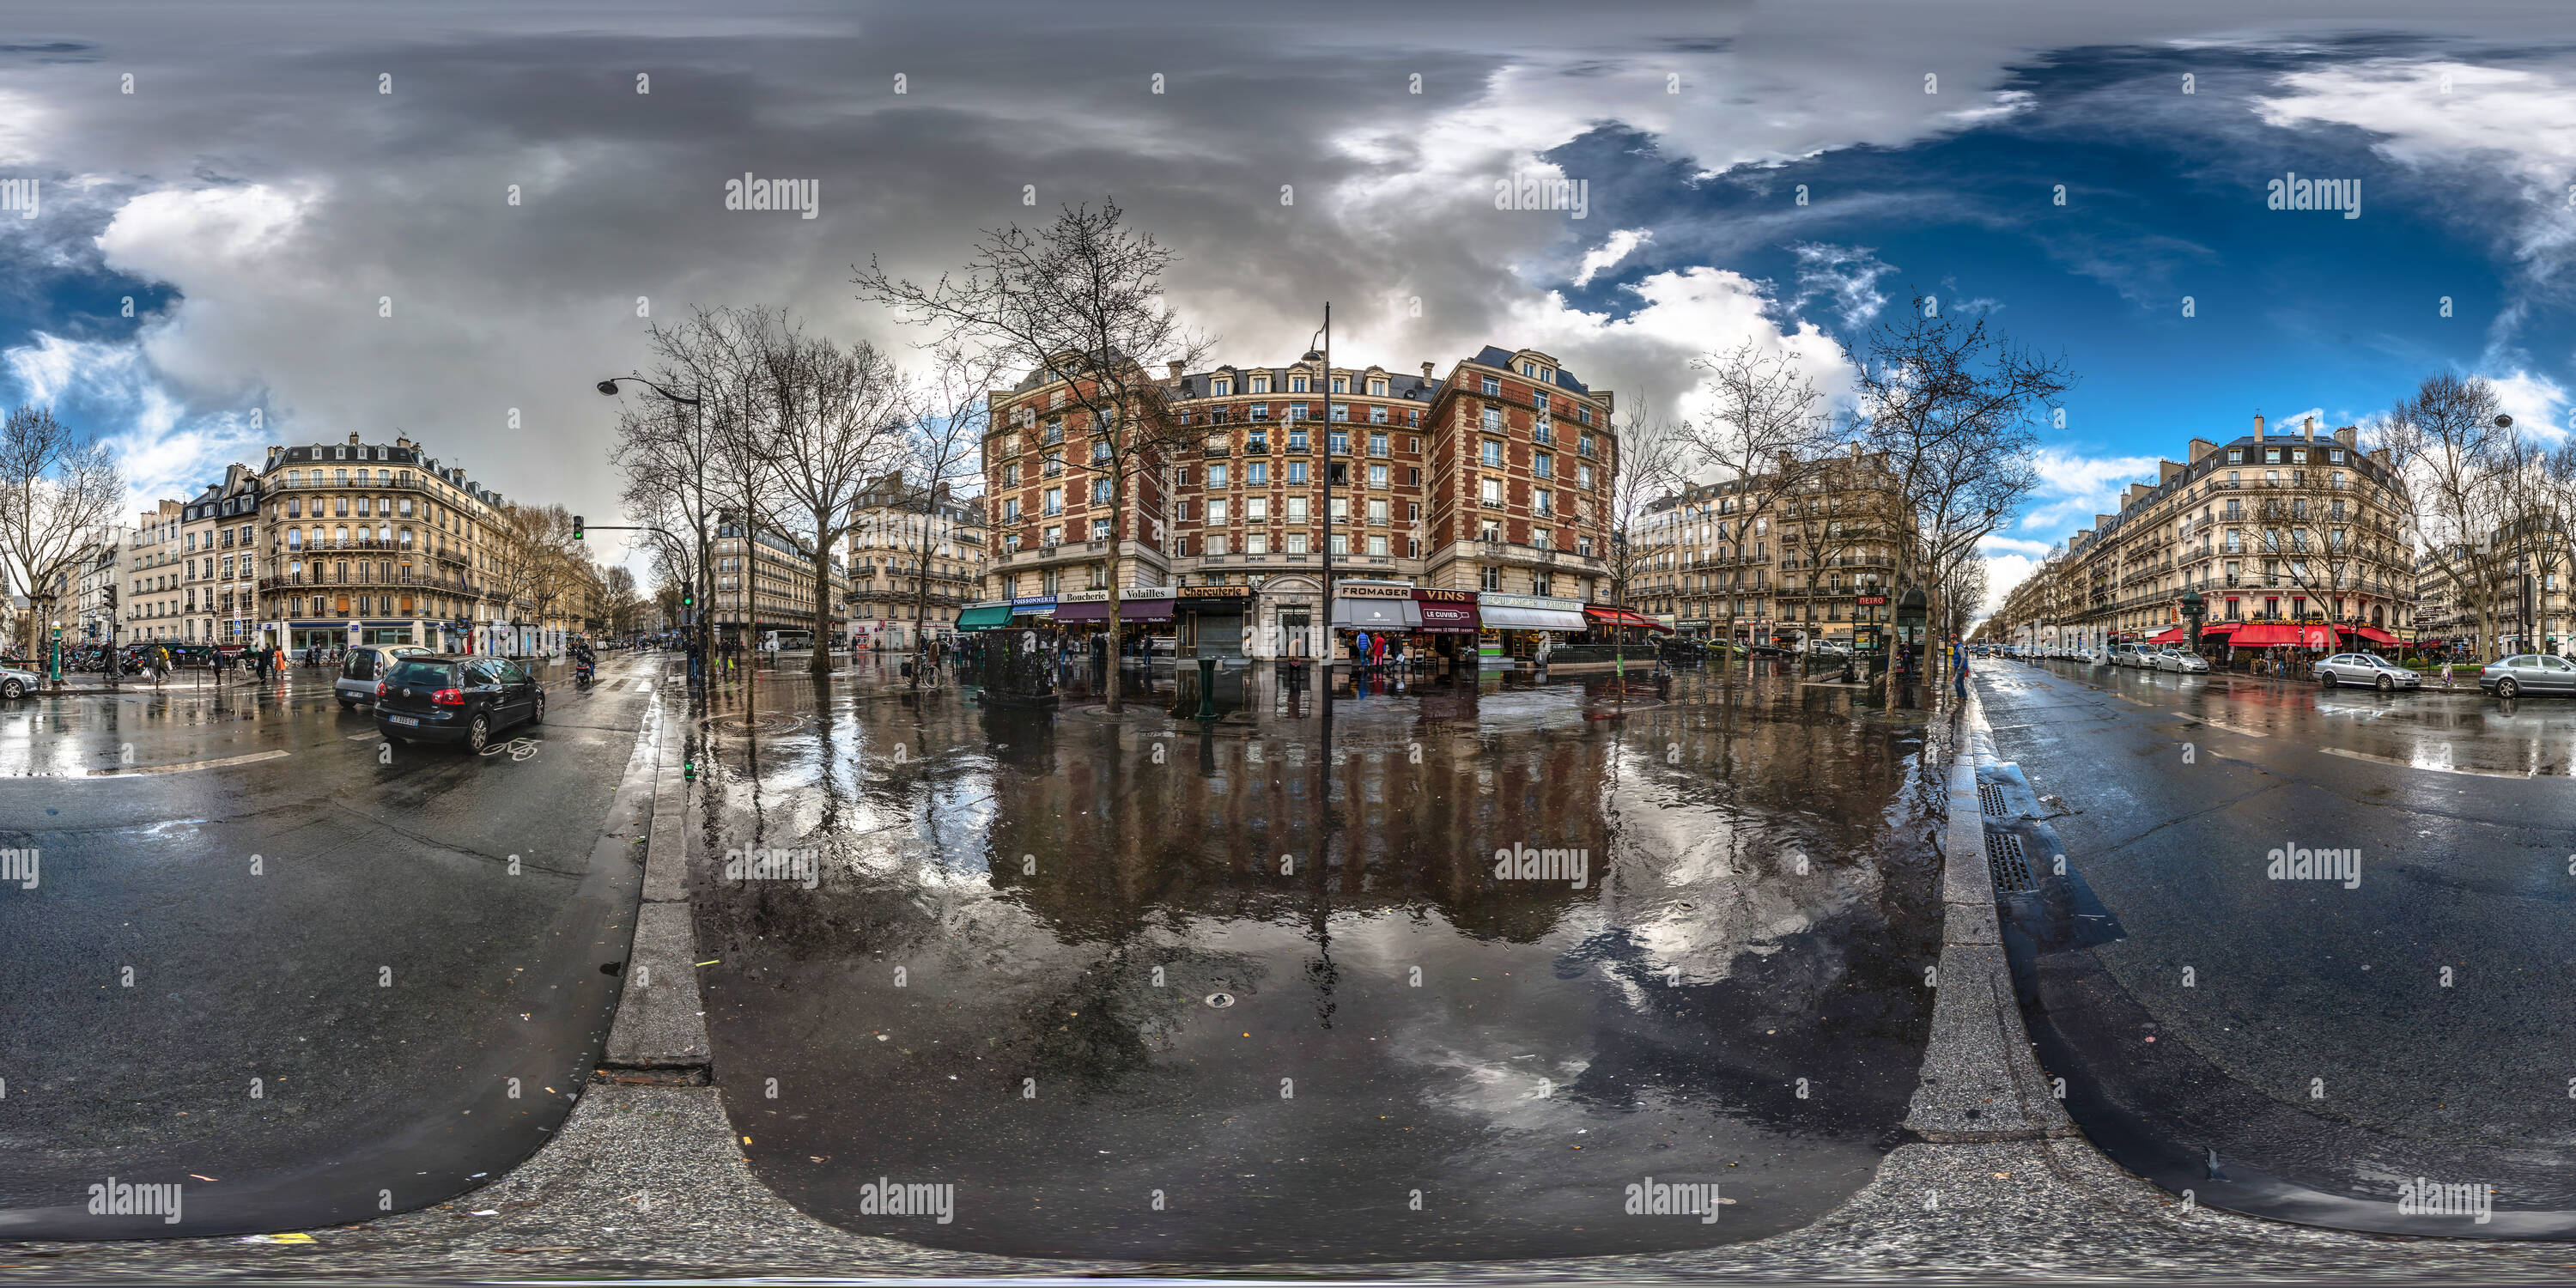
[
  {"left": 2440, "top": 659, "right": 2453, "bottom": 690},
  {"left": 1953, "top": 638, "right": 1969, "bottom": 702}
]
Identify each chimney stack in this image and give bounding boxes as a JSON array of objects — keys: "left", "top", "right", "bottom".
[
  {"left": 348, "top": 432, "right": 361, "bottom": 445},
  {"left": 2303, "top": 416, "right": 2317, "bottom": 441},
  {"left": 1421, "top": 361, "right": 1436, "bottom": 379},
  {"left": 2253, "top": 413, "right": 2265, "bottom": 437},
  {"left": 1165, "top": 363, "right": 1184, "bottom": 380}
]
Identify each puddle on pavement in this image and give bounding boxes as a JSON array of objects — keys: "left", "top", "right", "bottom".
[{"left": 684, "top": 663, "right": 1941, "bottom": 1261}]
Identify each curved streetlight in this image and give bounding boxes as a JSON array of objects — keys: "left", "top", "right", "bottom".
[{"left": 597, "top": 375, "right": 713, "bottom": 685}]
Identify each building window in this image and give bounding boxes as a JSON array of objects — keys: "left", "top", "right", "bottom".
[
  {"left": 1286, "top": 532, "right": 1309, "bottom": 554},
  {"left": 1212, "top": 379, "right": 1231, "bottom": 396},
  {"left": 1480, "top": 407, "right": 1504, "bottom": 432},
  {"left": 1535, "top": 452, "right": 1553, "bottom": 478},
  {"left": 1481, "top": 376, "right": 1500, "bottom": 396},
  {"left": 1248, "top": 461, "right": 1268, "bottom": 485},
  {"left": 1479, "top": 477, "right": 1503, "bottom": 507},
  {"left": 1481, "top": 565, "right": 1502, "bottom": 591},
  {"left": 1249, "top": 374, "right": 1270, "bottom": 393}
]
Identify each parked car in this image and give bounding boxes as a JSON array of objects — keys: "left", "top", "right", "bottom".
[
  {"left": 2314, "top": 652, "right": 2421, "bottom": 692},
  {"left": 373, "top": 654, "right": 545, "bottom": 751},
  {"left": 336, "top": 644, "right": 429, "bottom": 708},
  {"left": 0, "top": 660, "right": 39, "bottom": 699},
  {"left": 2110, "top": 645, "right": 2145, "bottom": 667},
  {"left": 2479, "top": 653, "right": 2576, "bottom": 699},
  {"left": 2151, "top": 648, "right": 2210, "bottom": 673}
]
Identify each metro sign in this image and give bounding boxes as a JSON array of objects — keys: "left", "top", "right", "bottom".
[{"left": 1856, "top": 595, "right": 1888, "bottom": 605}]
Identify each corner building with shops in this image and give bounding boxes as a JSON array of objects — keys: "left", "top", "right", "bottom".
[{"left": 972, "top": 346, "right": 1623, "bottom": 665}]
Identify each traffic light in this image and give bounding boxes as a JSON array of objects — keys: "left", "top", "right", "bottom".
[
  {"left": 681, "top": 592, "right": 694, "bottom": 607},
  {"left": 573, "top": 515, "right": 585, "bottom": 541},
  {"left": 101, "top": 585, "right": 117, "bottom": 611}
]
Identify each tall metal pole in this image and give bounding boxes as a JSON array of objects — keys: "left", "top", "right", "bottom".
[{"left": 1316, "top": 303, "right": 1332, "bottom": 726}]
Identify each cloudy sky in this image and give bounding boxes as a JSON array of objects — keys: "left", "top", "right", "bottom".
[{"left": 7, "top": 0, "right": 2576, "bottom": 612}]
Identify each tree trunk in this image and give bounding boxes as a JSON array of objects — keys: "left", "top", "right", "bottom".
[
  {"left": 912, "top": 507, "right": 933, "bottom": 690},
  {"left": 810, "top": 512, "right": 834, "bottom": 676},
  {"left": 1104, "top": 470, "right": 1124, "bottom": 714}
]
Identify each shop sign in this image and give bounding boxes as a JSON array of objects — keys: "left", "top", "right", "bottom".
[
  {"left": 1336, "top": 583, "right": 1414, "bottom": 599},
  {"left": 1477, "top": 592, "right": 1583, "bottom": 612},
  {"left": 1177, "top": 585, "right": 1250, "bottom": 599}
]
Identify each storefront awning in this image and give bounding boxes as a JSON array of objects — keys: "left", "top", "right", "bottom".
[
  {"left": 1331, "top": 597, "right": 1421, "bottom": 629},
  {"left": 1413, "top": 590, "right": 1479, "bottom": 634},
  {"left": 1479, "top": 605, "right": 1586, "bottom": 631},
  {"left": 2229, "top": 623, "right": 2338, "bottom": 647},
  {"left": 957, "top": 605, "right": 1013, "bottom": 631},
  {"left": 1583, "top": 605, "right": 1673, "bottom": 633},
  {"left": 2346, "top": 624, "right": 2403, "bottom": 645},
  {"left": 2146, "top": 627, "right": 2189, "bottom": 644}
]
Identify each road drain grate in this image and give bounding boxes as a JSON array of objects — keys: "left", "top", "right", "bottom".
[
  {"left": 1985, "top": 829, "right": 2038, "bottom": 893},
  {"left": 1978, "top": 782, "right": 2008, "bottom": 817}
]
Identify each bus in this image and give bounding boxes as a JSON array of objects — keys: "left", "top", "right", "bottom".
[{"left": 762, "top": 629, "right": 814, "bottom": 653}]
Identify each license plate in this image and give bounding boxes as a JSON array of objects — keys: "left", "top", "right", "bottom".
[{"left": 388, "top": 714, "right": 420, "bottom": 726}]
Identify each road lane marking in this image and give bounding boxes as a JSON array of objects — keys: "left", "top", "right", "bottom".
[
  {"left": 86, "top": 749, "right": 292, "bottom": 777},
  {"left": 2316, "top": 744, "right": 2568, "bottom": 779}
]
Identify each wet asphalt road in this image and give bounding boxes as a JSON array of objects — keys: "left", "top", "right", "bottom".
[
  {"left": 688, "top": 660, "right": 1942, "bottom": 1262},
  {"left": 0, "top": 655, "right": 659, "bottom": 1236},
  {"left": 1978, "top": 659, "right": 2576, "bottom": 1236}
]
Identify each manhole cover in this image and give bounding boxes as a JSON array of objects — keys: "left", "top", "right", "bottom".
[{"left": 1204, "top": 993, "right": 1236, "bottom": 1008}]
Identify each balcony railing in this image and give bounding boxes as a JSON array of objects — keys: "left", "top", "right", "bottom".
[{"left": 260, "top": 570, "right": 485, "bottom": 595}]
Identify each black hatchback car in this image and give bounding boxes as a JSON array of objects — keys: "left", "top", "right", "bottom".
[{"left": 373, "top": 653, "right": 544, "bottom": 751}]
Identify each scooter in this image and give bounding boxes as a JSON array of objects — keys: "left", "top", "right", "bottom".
[{"left": 574, "top": 659, "right": 597, "bottom": 690}]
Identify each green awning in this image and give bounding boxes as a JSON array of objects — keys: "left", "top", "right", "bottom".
[{"left": 957, "top": 605, "right": 1013, "bottom": 631}]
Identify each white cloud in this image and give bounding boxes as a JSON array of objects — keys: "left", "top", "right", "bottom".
[
  {"left": 1791, "top": 243, "right": 1899, "bottom": 330},
  {"left": 1486, "top": 266, "right": 1856, "bottom": 441},
  {"left": 1571, "top": 228, "right": 1652, "bottom": 287},
  {"left": 2017, "top": 448, "right": 2167, "bottom": 533},
  {"left": 2485, "top": 368, "right": 2572, "bottom": 442},
  {"left": 3, "top": 331, "right": 262, "bottom": 513},
  {"left": 2254, "top": 59, "right": 2576, "bottom": 314}
]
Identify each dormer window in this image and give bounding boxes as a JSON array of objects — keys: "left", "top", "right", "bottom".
[
  {"left": 1212, "top": 379, "right": 1230, "bottom": 396},
  {"left": 1249, "top": 374, "right": 1269, "bottom": 394}
]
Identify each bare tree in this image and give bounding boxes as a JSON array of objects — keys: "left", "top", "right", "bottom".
[
  {"left": 1845, "top": 299, "right": 2069, "bottom": 697},
  {"left": 858, "top": 198, "right": 1213, "bottom": 713},
  {"left": 892, "top": 342, "right": 1004, "bottom": 688},
  {"left": 1684, "top": 341, "right": 1842, "bottom": 663},
  {"left": 0, "top": 404, "right": 124, "bottom": 660},
  {"left": 611, "top": 313, "right": 738, "bottom": 677},
  {"left": 744, "top": 313, "right": 908, "bottom": 674},
  {"left": 489, "top": 501, "right": 582, "bottom": 657},
  {"left": 2378, "top": 373, "right": 2509, "bottom": 659},
  {"left": 1604, "top": 404, "right": 1686, "bottom": 616}
]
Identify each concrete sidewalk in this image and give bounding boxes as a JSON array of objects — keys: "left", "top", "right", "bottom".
[{"left": 5, "top": 679, "right": 2571, "bottom": 1280}]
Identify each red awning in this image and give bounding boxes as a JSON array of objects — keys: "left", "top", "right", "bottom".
[
  {"left": 2345, "top": 624, "right": 2402, "bottom": 645},
  {"left": 2229, "top": 623, "right": 2338, "bottom": 647},
  {"left": 2146, "top": 627, "right": 2190, "bottom": 644},
  {"left": 1584, "top": 606, "right": 1673, "bottom": 633}
]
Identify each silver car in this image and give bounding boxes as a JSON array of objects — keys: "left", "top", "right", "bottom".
[
  {"left": 2314, "top": 652, "right": 2421, "bottom": 692},
  {"left": 0, "top": 661, "right": 39, "bottom": 700},
  {"left": 2480, "top": 653, "right": 2576, "bottom": 699},
  {"left": 336, "top": 645, "right": 428, "bottom": 708},
  {"left": 2151, "top": 648, "right": 2210, "bottom": 673}
]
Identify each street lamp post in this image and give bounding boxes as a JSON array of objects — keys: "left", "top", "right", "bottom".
[{"left": 596, "top": 375, "right": 711, "bottom": 687}]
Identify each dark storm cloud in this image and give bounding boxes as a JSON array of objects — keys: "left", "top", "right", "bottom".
[{"left": 8, "top": 0, "right": 2576, "bottom": 537}]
